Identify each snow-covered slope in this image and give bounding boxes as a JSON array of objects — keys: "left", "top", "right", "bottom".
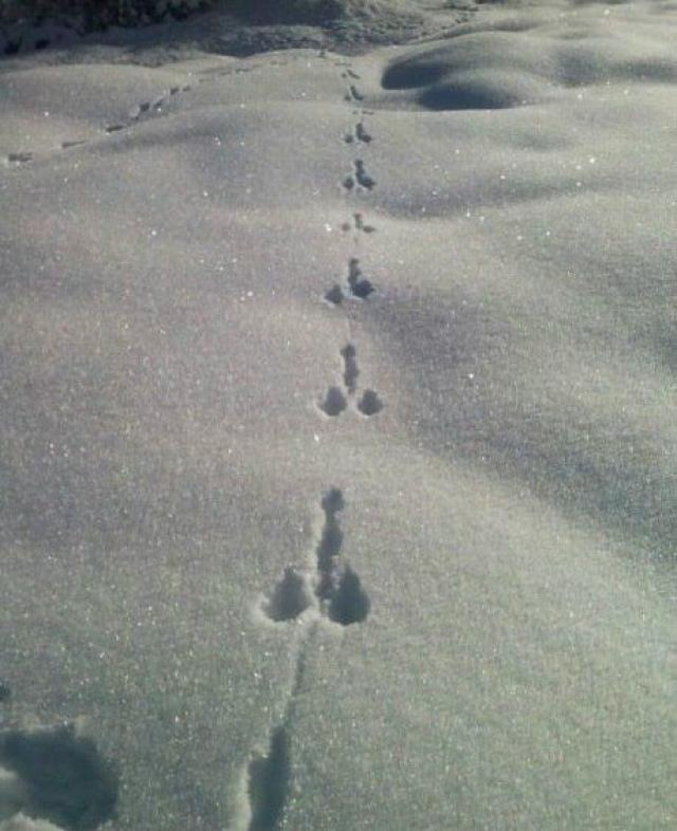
[{"left": 1, "top": 2, "right": 676, "bottom": 830}]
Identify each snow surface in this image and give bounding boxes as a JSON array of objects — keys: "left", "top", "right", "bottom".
[{"left": 1, "top": 1, "right": 677, "bottom": 830}]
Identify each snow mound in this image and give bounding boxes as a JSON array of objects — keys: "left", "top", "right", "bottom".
[{"left": 382, "top": 7, "right": 677, "bottom": 108}]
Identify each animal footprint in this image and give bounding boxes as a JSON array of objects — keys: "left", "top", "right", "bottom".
[
  {"left": 346, "top": 259, "right": 375, "bottom": 299},
  {"left": 344, "top": 85, "right": 365, "bottom": 103},
  {"left": 341, "top": 212, "right": 377, "bottom": 235},
  {"left": 246, "top": 727, "right": 291, "bottom": 831},
  {"left": 260, "top": 489, "right": 370, "bottom": 627},
  {"left": 6, "top": 152, "right": 32, "bottom": 164},
  {"left": 130, "top": 101, "right": 151, "bottom": 120},
  {"left": 127, "top": 85, "right": 191, "bottom": 123},
  {"left": 355, "top": 122, "right": 372, "bottom": 143},
  {"left": 263, "top": 567, "right": 312, "bottom": 622},
  {"left": 316, "top": 346, "right": 383, "bottom": 418},
  {"left": 252, "top": 491, "right": 369, "bottom": 827},
  {"left": 341, "top": 344, "right": 359, "bottom": 393},
  {"left": 314, "top": 489, "right": 370, "bottom": 624},
  {"left": 327, "top": 564, "right": 370, "bottom": 626},
  {"left": 357, "top": 389, "right": 383, "bottom": 416},
  {"left": 318, "top": 386, "right": 348, "bottom": 417},
  {"left": 325, "top": 258, "right": 375, "bottom": 305},
  {"left": 354, "top": 160, "right": 376, "bottom": 189},
  {"left": 0, "top": 723, "right": 119, "bottom": 830},
  {"left": 344, "top": 121, "right": 373, "bottom": 144},
  {"left": 343, "top": 160, "right": 376, "bottom": 192}
]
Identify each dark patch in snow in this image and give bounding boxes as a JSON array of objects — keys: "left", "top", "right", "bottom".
[
  {"left": 315, "top": 487, "right": 345, "bottom": 603},
  {"left": 349, "top": 84, "right": 364, "bottom": 101},
  {"left": 325, "top": 283, "right": 345, "bottom": 305},
  {"left": 355, "top": 121, "right": 372, "bottom": 143},
  {"left": 328, "top": 564, "right": 370, "bottom": 625},
  {"left": 6, "top": 152, "right": 33, "bottom": 164},
  {"left": 263, "top": 567, "right": 312, "bottom": 623},
  {"left": 324, "top": 257, "right": 375, "bottom": 306},
  {"left": 351, "top": 212, "right": 376, "bottom": 234},
  {"left": 0, "top": 724, "right": 119, "bottom": 831},
  {"left": 347, "top": 257, "right": 375, "bottom": 299},
  {"left": 354, "top": 159, "right": 376, "bottom": 190},
  {"left": 247, "top": 727, "right": 291, "bottom": 831},
  {"left": 317, "top": 347, "right": 382, "bottom": 417},
  {"left": 314, "top": 489, "right": 370, "bottom": 624},
  {"left": 341, "top": 344, "right": 359, "bottom": 394},
  {"left": 355, "top": 213, "right": 374, "bottom": 232},
  {"left": 345, "top": 121, "right": 372, "bottom": 144},
  {"left": 343, "top": 160, "right": 375, "bottom": 192},
  {"left": 319, "top": 386, "right": 348, "bottom": 417},
  {"left": 357, "top": 389, "right": 383, "bottom": 416}
]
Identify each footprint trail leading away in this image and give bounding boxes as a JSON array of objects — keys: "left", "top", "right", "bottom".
[{"left": 247, "top": 491, "right": 370, "bottom": 829}]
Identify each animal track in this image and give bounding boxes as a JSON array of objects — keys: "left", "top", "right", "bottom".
[
  {"left": 314, "top": 489, "right": 370, "bottom": 624},
  {"left": 343, "top": 160, "right": 376, "bottom": 192},
  {"left": 246, "top": 727, "right": 291, "bottom": 831},
  {"left": 341, "top": 344, "right": 359, "bottom": 393},
  {"left": 344, "top": 121, "right": 373, "bottom": 144},
  {"left": 355, "top": 122, "right": 373, "bottom": 143},
  {"left": 344, "top": 85, "right": 365, "bottom": 103},
  {"left": 263, "top": 567, "right": 312, "bottom": 623},
  {"left": 318, "top": 386, "right": 348, "bottom": 417},
  {"left": 250, "top": 61, "right": 379, "bottom": 826},
  {"left": 354, "top": 160, "right": 376, "bottom": 189},
  {"left": 251, "top": 491, "right": 369, "bottom": 826},
  {"left": 325, "top": 258, "right": 375, "bottom": 305},
  {"left": 317, "top": 346, "right": 383, "bottom": 418},
  {"left": 341, "top": 213, "right": 376, "bottom": 235},
  {"left": 3, "top": 82, "right": 197, "bottom": 171},
  {"left": 6, "top": 153, "right": 32, "bottom": 165},
  {"left": 314, "top": 488, "right": 344, "bottom": 601},
  {"left": 327, "top": 564, "right": 371, "bottom": 626},
  {"left": 260, "top": 489, "right": 370, "bottom": 627},
  {"left": 0, "top": 723, "right": 119, "bottom": 830},
  {"left": 130, "top": 101, "right": 151, "bottom": 119},
  {"left": 357, "top": 389, "right": 384, "bottom": 416},
  {"left": 324, "top": 284, "right": 344, "bottom": 305},
  {"left": 346, "top": 258, "right": 375, "bottom": 299}
]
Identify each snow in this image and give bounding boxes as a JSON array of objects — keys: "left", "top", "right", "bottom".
[{"left": 1, "top": 1, "right": 676, "bottom": 830}]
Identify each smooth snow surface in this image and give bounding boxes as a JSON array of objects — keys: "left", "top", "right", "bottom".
[{"left": 1, "top": 2, "right": 677, "bottom": 830}]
